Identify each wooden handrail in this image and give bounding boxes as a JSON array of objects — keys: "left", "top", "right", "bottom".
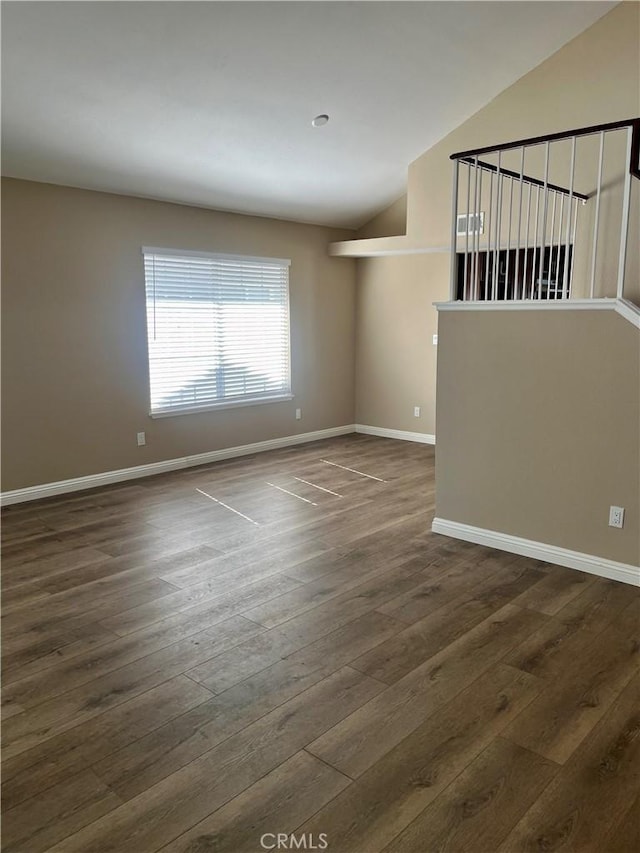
[{"left": 451, "top": 117, "right": 640, "bottom": 179}]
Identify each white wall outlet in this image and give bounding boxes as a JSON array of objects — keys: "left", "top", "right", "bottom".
[
  {"left": 137, "top": 432, "right": 146, "bottom": 447},
  {"left": 432, "top": 334, "right": 438, "bottom": 346},
  {"left": 608, "top": 506, "right": 625, "bottom": 528},
  {"left": 295, "top": 408, "right": 302, "bottom": 420},
  {"left": 414, "top": 406, "right": 421, "bottom": 418}
]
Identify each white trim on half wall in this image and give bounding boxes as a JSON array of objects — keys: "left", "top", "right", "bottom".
[{"left": 432, "top": 517, "right": 639, "bottom": 587}]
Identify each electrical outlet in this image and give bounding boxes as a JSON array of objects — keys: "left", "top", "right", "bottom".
[
  {"left": 414, "top": 406, "right": 421, "bottom": 418},
  {"left": 432, "top": 334, "right": 438, "bottom": 346},
  {"left": 137, "top": 432, "right": 146, "bottom": 447},
  {"left": 295, "top": 408, "right": 302, "bottom": 420},
  {"left": 608, "top": 506, "right": 624, "bottom": 528}
]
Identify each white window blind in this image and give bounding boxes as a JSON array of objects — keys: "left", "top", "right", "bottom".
[{"left": 143, "top": 247, "right": 292, "bottom": 416}]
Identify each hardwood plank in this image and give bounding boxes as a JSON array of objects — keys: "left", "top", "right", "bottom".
[
  {"left": 499, "top": 675, "right": 640, "bottom": 852},
  {"left": 47, "top": 667, "right": 384, "bottom": 853},
  {"left": 0, "top": 578, "right": 185, "bottom": 670},
  {"left": 383, "top": 737, "right": 558, "bottom": 853},
  {"left": 1, "top": 676, "right": 213, "bottom": 811},
  {"left": 97, "top": 525, "right": 220, "bottom": 559},
  {"left": 602, "top": 794, "right": 640, "bottom": 853},
  {"left": 3, "top": 577, "right": 294, "bottom": 712},
  {"left": 1, "top": 769, "right": 122, "bottom": 853},
  {"left": 159, "top": 750, "right": 350, "bottom": 853},
  {"left": 159, "top": 536, "right": 331, "bottom": 589},
  {"left": 2, "top": 547, "right": 111, "bottom": 589},
  {"left": 2, "top": 573, "right": 178, "bottom": 626},
  {"left": 1, "top": 544, "right": 220, "bottom": 636},
  {"left": 503, "top": 624, "right": 639, "bottom": 763},
  {"left": 377, "top": 560, "right": 545, "bottom": 626},
  {"left": 373, "top": 560, "right": 483, "bottom": 623},
  {"left": 98, "top": 569, "right": 302, "bottom": 637},
  {"left": 511, "top": 566, "right": 597, "bottom": 615},
  {"left": 180, "top": 626, "right": 301, "bottom": 695},
  {"left": 1, "top": 623, "right": 120, "bottom": 685},
  {"left": 1, "top": 584, "right": 53, "bottom": 612},
  {"left": 296, "top": 664, "right": 542, "bottom": 853},
  {"left": 1, "top": 515, "right": 149, "bottom": 557},
  {"left": 94, "top": 611, "right": 402, "bottom": 800},
  {"left": 307, "top": 603, "right": 547, "bottom": 778},
  {"left": 188, "top": 609, "right": 402, "bottom": 694},
  {"left": 270, "top": 556, "right": 446, "bottom": 648},
  {"left": 351, "top": 565, "right": 547, "bottom": 685},
  {"left": 241, "top": 551, "right": 434, "bottom": 629},
  {"left": 506, "top": 576, "right": 638, "bottom": 680},
  {"left": 1, "top": 616, "right": 263, "bottom": 759}
]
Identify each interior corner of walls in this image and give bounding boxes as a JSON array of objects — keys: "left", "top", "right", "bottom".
[{"left": 355, "top": 424, "right": 435, "bottom": 444}]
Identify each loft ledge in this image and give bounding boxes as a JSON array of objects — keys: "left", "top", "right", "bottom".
[{"left": 329, "top": 235, "right": 449, "bottom": 258}]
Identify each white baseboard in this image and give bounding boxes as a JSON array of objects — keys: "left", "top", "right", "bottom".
[
  {"left": 0, "top": 425, "right": 357, "bottom": 506},
  {"left": 355, "top": 424, "right": 436, "bottom": 445},
  {"left": 432, "top": 517, "right": 639, "bottom": 587}
]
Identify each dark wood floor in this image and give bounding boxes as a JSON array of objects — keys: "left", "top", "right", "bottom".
[{"left": 1, "top": 435, "right": 638, "bottom": 853}]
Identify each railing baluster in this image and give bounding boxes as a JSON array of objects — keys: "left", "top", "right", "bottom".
[
  {"left": 475, "top": 164, "right": 482, "bottom": 300},
  {"left": 523, "top": 184, "right": 532, "bottom": 299},
  {"left": 537, "top": 141, "right": 550, "bottom": 300},
  {"left": 617, "top": 125, "right": 634, "bottom": 299},
  {"left": 486, "top": 170, "right": 493, "bottom": 300},
  {"left": 532, "top": 185, "right": 540, "bottom": 298},
  {"left": 589, "top": 131, "right": 605, "bottom": 298},
  {"left": 450, "top": 160, "right": 459, "bottom": 300},
  {"left": 568, "top": 197, "right": 580, "bottom": 298},
  {"left": 493, "top": 152, "right": 502, "bottom": 300},
  {"left": 470, "top": 160, "right": 477, "bottom": 300},
  {"left": 547, "top": 192, "right": 557, "bottom": 299},
  {"left": 515, "top": 147, "right": 525, "bottom": 299},
  {"left": 554, "top": 194, "right": 564, "bottom": 298},
  {"left": 506, "top": 176, "right": 514, "bottom": 299},
  {"left": 464, "top": 162, "right": 471, "bottom": 300},
  {"left": 562, "top": 136, "right": 576, "bottom": 299}
]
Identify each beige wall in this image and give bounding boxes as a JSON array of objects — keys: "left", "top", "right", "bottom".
[
  {"left": 355, "top": 253, "right": 448, "bottom": 435},
  {"left": 1, "top": 179, "right": 356, "bottom": 491},
  {"left": 355, "top": 2, "right": 640, "bottom": 442},
  {"left": 435, "top": 308, "right": 639, "bottom": 567},
  {"left": 356, "top": 195, "right": 407, "bottom": 240}
]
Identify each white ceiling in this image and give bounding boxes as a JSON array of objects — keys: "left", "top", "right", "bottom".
[{"left": 1, "top": 1, "right": 616, "bottom": 228}]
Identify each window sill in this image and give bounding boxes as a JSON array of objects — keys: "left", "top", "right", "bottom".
[{"left": 149, "top": 394, "right": 294, "bottom": 419}]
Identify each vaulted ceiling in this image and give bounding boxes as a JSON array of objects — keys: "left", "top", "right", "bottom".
[{"left": 1, "top": 1, "right": 616, "bottom": 227}]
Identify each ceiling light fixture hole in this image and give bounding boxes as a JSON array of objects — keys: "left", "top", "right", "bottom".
[{"left": 312, "top": 114, "right": 329, "bottom": 127}]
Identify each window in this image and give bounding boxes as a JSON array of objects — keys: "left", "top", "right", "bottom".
[{"left": 143, "top": 247, "right": 292, "bottom": 416}]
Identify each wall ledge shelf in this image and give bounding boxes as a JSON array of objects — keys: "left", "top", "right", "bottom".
[{"left": 329, "top": 235, "right": 449, "bottom": 258}]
